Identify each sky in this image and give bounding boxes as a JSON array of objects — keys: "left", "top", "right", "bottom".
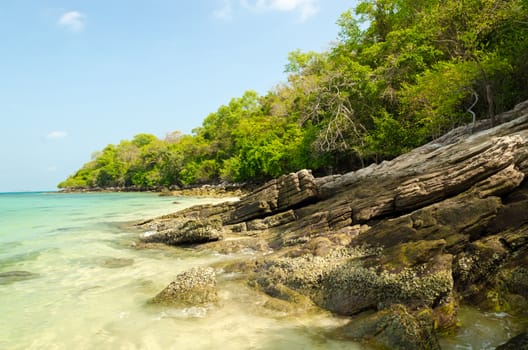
[{"left": 0, "top": 0, "right": 355, "bottom": 192}]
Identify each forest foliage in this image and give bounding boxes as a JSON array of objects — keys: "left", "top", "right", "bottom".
[{"left": 59, "top": 0, "right": 528, "bottom": 190}]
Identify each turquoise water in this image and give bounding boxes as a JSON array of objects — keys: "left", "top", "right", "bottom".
[
  {"left": 0, "top": 192, "right": 356, "bottom": 350},
  {"left": 0, "top": 192, "right": 524, "bottom": 349}
]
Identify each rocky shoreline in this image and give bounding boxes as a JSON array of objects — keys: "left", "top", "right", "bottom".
[
  {"left": 59, "top": 183, "right": 248, "bottom": 198},
  {"left": 136, "top": 100, "right": 528, "bottom": 349}
]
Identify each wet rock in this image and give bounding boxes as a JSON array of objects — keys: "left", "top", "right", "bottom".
[
  {"left": 140, "top": 218, "right": 223, "bottom": 246},
  {"left": 150, "top": 267, "right": 217, "bottom": 307},
  {"left": 0, "top": 270, "right": 39, "bottom": 284},
  {"left": 253, "top": 241, "right": 453, "bottom": 316},
  {"left": 453, "top": 224, "right": 528, "bottom": 313},
  {"left": 321, "top": 249, "right": 453, "bottom": 315},
  {"left": 490, "top": 244, "right": 528, "bottom": 314},
  {"left": 496, "top": 333, "right": 528, "bottom": 350},
  {"left": 341, "top": 304, "right": 441, "bottom": 350},
  {"left": 252, "top": 248, "right": 360, "bottom": 307},
  {"left": 432, "top": 295, "right": 459, "bottom": 333}
]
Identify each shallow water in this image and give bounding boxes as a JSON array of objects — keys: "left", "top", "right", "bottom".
[
  {"left": 0, "top": 192, "right": 358, "bottom": 350},
  {"left": 0, "top": 192, "right": 524, "bottom": 349},
  {"left": 438, "top": 307, "right": 528, "bottom": 349}
]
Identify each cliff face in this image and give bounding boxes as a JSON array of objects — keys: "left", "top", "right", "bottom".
[{"left": 138, "top": 100, "right": 528, "bottom": 349}]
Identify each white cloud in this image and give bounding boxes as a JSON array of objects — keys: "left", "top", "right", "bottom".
[
  {"left": 215, "top": 0, "right": 319, "bottom": 21},
  {"left": 58, "top": 11, "right": 86, "bottom": 32},
  {"left": 47, "top": 165, "right": 58, "bottom": 172},
  {"left": 240, "top": 0, "right": 319, "bottom": 21},
  {"left": 46, "top": 131, "right": 68, "bottom": 139},
  {"left": 214, "top": 0, "right": 233, "bottom": 19}
]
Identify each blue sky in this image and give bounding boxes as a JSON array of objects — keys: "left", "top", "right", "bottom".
[{"left": 0, "top": 0, "right": 355, "bottom": 192}]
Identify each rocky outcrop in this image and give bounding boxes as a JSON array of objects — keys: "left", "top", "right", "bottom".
[
  {"left": 138, "top": 100, "right": 528, "bottom": 347},
  {"left": 149, "top": 267, "right": 217, "bottom": 307}
]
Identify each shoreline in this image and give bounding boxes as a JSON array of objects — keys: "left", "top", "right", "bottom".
[{"left": 58, "top": 184, "right": 250, "bottom": 198}]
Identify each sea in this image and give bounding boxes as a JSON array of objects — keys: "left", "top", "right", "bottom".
[{"left": 0, "top": 192, "right": 524, "bottom": 349}]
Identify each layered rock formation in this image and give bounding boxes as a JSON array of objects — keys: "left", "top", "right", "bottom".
[{"left": 139, "top": 100, "right": 528, "bottom": 349}]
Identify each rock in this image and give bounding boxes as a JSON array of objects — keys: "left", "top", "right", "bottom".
[
  {"left": 163, "top": 184, "right": 247, "bottom": 198},
  {"left": 394, "top": 136, "right": 523, "bottom": 211},
  {"left": 354, "top": 194, "right": 502, "bottom": 253},
  {"left": 99, "top": 257, "right": 134, "bottom": 268},
  {"left": 321, "top": 248, "right": 453, "bottom": 315},
  {"left": 150, "top": 267, "right": 217, "bottom": 306},
  {"left": 252, "top": 241, "right": 453, "bottom": 316},
  {"left": 226, "top": 169, "right": 318, "bottom": 225},
  {"left": 0, "top": 270, "right": 39, "bottom": 284},
  {"left": 245, "top": 210, "right": 297, "bottom": 231},
  {"left": 341, "top": 304, "right": 441, "bottom": 350},
  {"left": 487, "top": 181, "right": 528, "bottom": 234},
  {"left": 137, "top": 100, "right": 528, "bottom": 346},
  {"left": 432, "top": 295, "right": 459, "bottom": 333},
  {"left": 471, "top": 164, "right": 525, "bottom": 198},
  {"left": 453, "top": 225, "right": 528, "bottom": 313},
  {"left": 140, "top": 218, "right": 223, "bottom": 246},
  {"left": 197, "top": 236, "right": 271, "bottom": 255},
  {"left": 489, "top": 244, "right": 528, "bottom": 314},
  {"left": 496, "top": 333, "right": 528, "bottom": 350}
]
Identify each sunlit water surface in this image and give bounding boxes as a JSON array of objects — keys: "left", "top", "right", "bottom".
[{"left": 0, "top": 192, "right": 524, "bottom": 349}]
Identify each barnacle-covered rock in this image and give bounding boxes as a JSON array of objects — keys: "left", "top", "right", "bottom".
[
  {"left": 252, "top": 241, "right": 453, "bottom": 316},
  {"left": 341, "top": 304, "right": 441, "bottom": 350},
  {"left": 150, "top": 267, "right": 217, "bottom": 306}
]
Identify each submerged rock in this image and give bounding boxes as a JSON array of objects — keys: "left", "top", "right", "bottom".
[
  {"left": 99, "top": 257, "right": 134, "bottom": 268},
  {"left": 150, "top": 267, "right": 217, "bottom": 307},
  {"left": 0, "top": 270, "right": 39, "bottom": 284}
]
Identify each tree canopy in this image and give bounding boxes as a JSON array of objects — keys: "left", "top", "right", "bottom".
[{"left": 59, "top": 0, "right": 528, "bottom": 190}]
